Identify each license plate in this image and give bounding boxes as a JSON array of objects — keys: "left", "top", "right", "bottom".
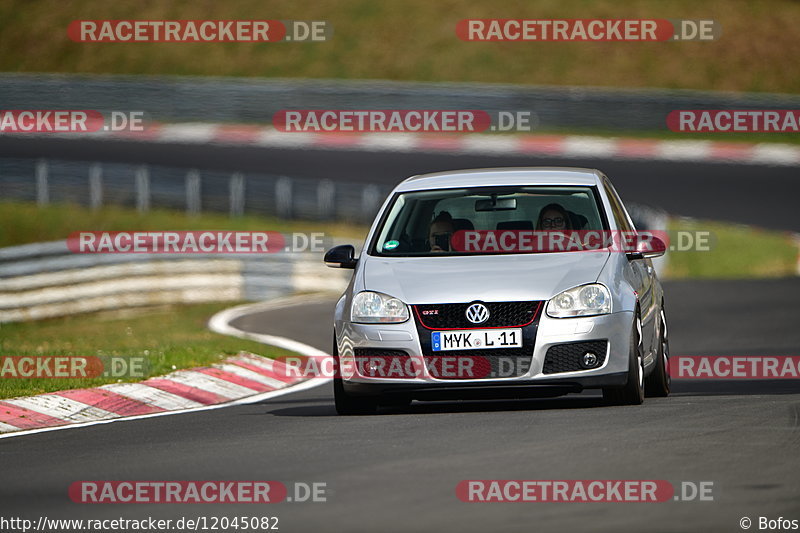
[{"left": 432, "top": 328, "right": 522, "bottom": 351}]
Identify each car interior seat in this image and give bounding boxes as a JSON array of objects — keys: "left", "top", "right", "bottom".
[
  {"left": 452, "top": 218, "right": 475, "bottom": 232},
  {"left": 496, "top": 220, "right": 534, "bottom": 231},
  {"left": 567, "top": 211, "right": 588, "bottom": 230}
]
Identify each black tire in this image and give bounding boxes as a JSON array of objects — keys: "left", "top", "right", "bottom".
[
  {"left": 603, "top": 315, "right": 645, "bottom": 406},
  {"left": 645, "top": 305, "right": 671, "bottom": 397},
  {"left": 332, "top": 335, "right": 378, "bottom": 415}
]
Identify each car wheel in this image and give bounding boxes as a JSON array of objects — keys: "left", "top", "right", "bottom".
[
  {"left": 645, "top": 305, "right": 671, "bottom": 397},
  {"left": 332, "top": 335, "right": 378, "bottom": 415},
  {"left": 603, "top": 315, "right": 645, "bottom": 406}
]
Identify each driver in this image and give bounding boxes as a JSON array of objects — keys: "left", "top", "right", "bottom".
[{"left": 428, "top": 211, "right": 455, "bottom": 252}]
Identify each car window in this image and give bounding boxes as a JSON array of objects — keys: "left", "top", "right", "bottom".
[
  {"left": 602, "top": 179, "right": 635, "bottom": 232},
  {"left": 372, "top": 185, "right": 607, "bottom": 256}
]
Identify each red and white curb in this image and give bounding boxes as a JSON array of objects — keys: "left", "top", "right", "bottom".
[
  {"left": 0, "top": 294, "right": 332, "bottom": 439},
  {"left": 4, "top": 123, "right": 799, "bottom": 166}
]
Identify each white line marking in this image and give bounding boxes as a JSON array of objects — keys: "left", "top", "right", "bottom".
[
  {"left": 207, "top": 295, "right": 332, "bottom": 358},
  {"left": 229, "top": 353, "right": 281, "bottom": 372},
  {"left": 459, "top": 135, "right": 521, "bottom": 154},
  {"left": 101, "top": 382, "right": 205, "bottom": 410},
  {"left": 750, "top": 144, "right": 800, "bottom": 165},
  {"left": 9, "top": 122, "right": 800, "bottom": 166},
  {"left": 0, "top": 421, "right": 21, "bottom": 432},
  {"left": 255, "top": 129, "right": 317, "bottom": 147},
  {"left": 164, "top": 370, "right": 258, "bottom": 399},
  {"left": 357, "top": 133, "right": 419, "bottom": 152},
  {"left": 0, "top": 295, "right": 331, "bottom": 440},
  {"left": 561, "top": 136, "right": 618, "bottom": 157},
  {"left": 158, "top": 123, "right": 218, "bottom": 143},
  {"left": 656, "top": 140, "right": 712, "bottom": 161},
  {"left": 214, "top": 363, "right": 287, "bottom": 389},
  {"left": 3, "top": 395, "right": 118, "bottom": 423}
]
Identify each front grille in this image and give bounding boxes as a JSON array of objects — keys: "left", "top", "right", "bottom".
[
  {"left": 542, "top": 340, "right": 608, "bottom": 374},
  {"left": 354, "top": 348, "right": 408, "bottom": 357},
  {"left": 413, "top": 301, "right": 542, "bottom": 330},
  {"left": 413, "top": 300, "right": 542, "bottom": 380}
]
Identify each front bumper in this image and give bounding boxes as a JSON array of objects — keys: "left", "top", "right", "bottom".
[{"left": 336, "top": 310, "right": 635, "bottom": 398}]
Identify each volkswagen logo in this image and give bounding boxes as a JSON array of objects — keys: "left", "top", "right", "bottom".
[{"left": 465, "top": 303, "right": 490, "bottom": 324}]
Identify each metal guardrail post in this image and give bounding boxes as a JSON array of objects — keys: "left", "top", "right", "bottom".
[
  {"left": 186, "top": 169, "right": 201, "bottom": 216},
  {"left": 276, "top": 177, "right": 293, "bottom": 219},
  {"left": 361, "top": 184, "right": 381, "bottom": 223},
  {"left": 229, "top": 172, "right": 245, "bottom": 218},
  {"left": 89, "top": 163, "right": 103, "bottom": 210},
  {"left": 35, "top": 159, "right": 49, "bottom": 206},
  {"left": 317, "top": 179, "right": 335, "bottom": 220},
  {"left": 135, "top": 166, "right": 150, "bottom": 213}
]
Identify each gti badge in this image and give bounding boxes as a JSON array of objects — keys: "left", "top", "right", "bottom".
[{"left": 465, "top": 303, "right": 490, "bottom": 324}]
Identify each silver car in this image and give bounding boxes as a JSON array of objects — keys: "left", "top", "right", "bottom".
[{"left": 324, "top": 167, "right": 670, "bottom": 414}]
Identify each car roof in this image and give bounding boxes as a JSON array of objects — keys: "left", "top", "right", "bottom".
[{"left": 395, "top": 167, "right": 604, "bottom": 192}]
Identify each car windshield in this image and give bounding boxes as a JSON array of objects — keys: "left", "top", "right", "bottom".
[{"left": 372, "top": 185, "right": 607, "bottom": 256}]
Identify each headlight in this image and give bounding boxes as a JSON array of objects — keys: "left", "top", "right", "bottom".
[
  {"left": 351, "top": 291, "right": 409, "bottom": 323},
  {"left": 546, "top": 284, "right": 611, "bottom": 318}
]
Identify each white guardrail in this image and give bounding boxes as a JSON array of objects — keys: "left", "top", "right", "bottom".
[{"left": 0, "top": 240, "right": 352, "bottom": 323}]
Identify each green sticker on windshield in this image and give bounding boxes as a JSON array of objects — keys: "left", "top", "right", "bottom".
[{"left": 384, "top": 240, "right": 400, "bottom": 250}]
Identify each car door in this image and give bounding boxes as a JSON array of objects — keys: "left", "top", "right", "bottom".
[{"left": 602, "top": 179, "right": 658, "bottom": 364}]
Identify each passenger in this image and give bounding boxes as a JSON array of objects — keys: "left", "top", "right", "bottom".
[
  {"left": 536, "top": 203, "right": 577, "bottom": 252},
  {"left": 536, "top": 203, "right": 573, "bottom": 231},
  {"left": 428, "top": 211, "right": 455, "bottom": 252}
]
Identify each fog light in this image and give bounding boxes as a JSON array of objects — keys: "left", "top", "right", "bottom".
[{"left": 582, "top": 352, "right": 598, "bottom": 368}]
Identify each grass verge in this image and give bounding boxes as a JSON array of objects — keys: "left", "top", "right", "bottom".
[
  {"left": 1, "top": 0, "right": 799, "bottom": 93},
  {"left": 664, "top": 218, "right": 798, "bottom": 279},
  {"left": 0, "top": 201, "right": 368, "bottom": 248},
  {"left": 0, "top": 302, "right": 295, "bottom": 400}
]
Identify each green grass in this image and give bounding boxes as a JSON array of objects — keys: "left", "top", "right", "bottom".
[
  {"left": 664, "top": 218, "right": 798, "bottom": 279},
  {"left": 0, "top": 201, "right": 368, "bottom": 248},
  {"left": 0, "top": 302, "right": 296, "bottom": 399},
  {"left": 0, "top": 201, "right": 353, "bottom": 399},
  {"left": 1, "top": 0, "right": 799, "bottom": 93}
]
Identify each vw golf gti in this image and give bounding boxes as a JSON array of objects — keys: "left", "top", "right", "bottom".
[{"left": 324, "top": 167, "right": 670, "bottom": 414}]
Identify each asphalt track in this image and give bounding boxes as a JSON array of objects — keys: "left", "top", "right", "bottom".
[
  {"left": 0, "top": 136, "right": 799, "bottom": 232},
  {"left": 2, "top": 278, "right": 799, "bottom": 533},
  {"left": 1, "top": 139, "right": 798, "bottom": 531}
]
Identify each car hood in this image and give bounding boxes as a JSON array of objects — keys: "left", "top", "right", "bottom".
[{"left": 361, "top": 252, "right": 610, "bottom": 304}]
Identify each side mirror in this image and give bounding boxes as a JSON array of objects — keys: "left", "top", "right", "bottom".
[
  {"left": 324, "top": 244, "right": 358, "bottom": 269},
  {"left": 626, "top": 235, "right": 667, "bottom": 260}
]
